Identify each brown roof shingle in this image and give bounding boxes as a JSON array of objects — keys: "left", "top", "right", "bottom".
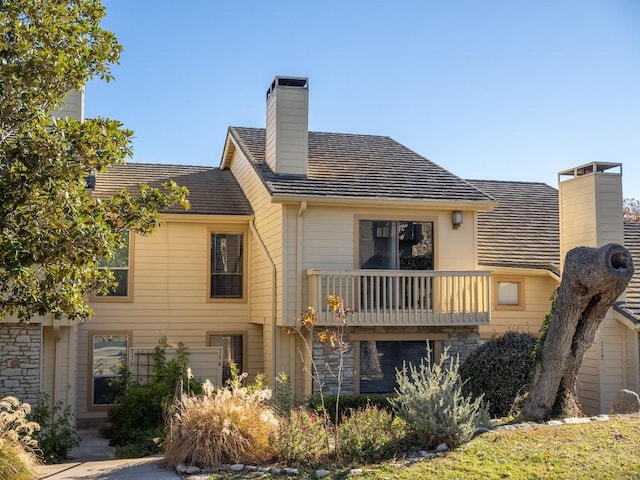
[
  {"left": 467, "top": 179, "right": 560, "bottom": 274},
  {"left": 229, "top": 127, "right": 493, "bottom": 203},
  {"left": 94, "top": 163, "right": 252, "bottom": 216},
  {"left": 623, "top": 222, "right": 640, "bottom": 305}
]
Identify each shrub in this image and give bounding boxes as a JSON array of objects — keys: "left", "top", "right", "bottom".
[
  {"left": 337, "top": 405, "right": 406, "bottom": 464},
  {"left": 389, "top": 347, "right": 489, "bottom": 449},
  {"left": 101, "top": 340, "right": 201, "bottom": 457},
  {"left": 306, "top": 394, "right": 394, "bottom": 424},
  {"left": 0, "top": 396, "right": 39, "bottom": 480},
  {"left": 459, "top": 332, "right": 537, "bottom": 417},
  {"left": 270, "top": 408, "right": 328, "bottom": 466},
  {"left": 28, "top": 393, "right": 80, "bottom": 463},
  {"left": 164, "top": 380, "right": 278, "bottom": 468}
]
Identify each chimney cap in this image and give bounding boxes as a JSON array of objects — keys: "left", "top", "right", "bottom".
[
  {"left": 558, "top": 162, "right": 622, "bottom": 182},
  {"left": 267, "top": 76, "right": 308, "bottom": 99}
]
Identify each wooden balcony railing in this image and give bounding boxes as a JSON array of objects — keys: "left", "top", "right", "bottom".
[{"left": 306, "top": 269, "right": 491, "bottom": 327}]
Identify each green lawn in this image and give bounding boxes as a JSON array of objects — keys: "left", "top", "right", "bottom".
[{"left": 206, "top": 415, "right": 640, "bottom": 479}]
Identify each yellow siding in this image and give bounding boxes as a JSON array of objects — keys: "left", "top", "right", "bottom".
[
  {"left": 578, "top": 337, "right": 601, "bottom": 414},
  {"left": 598, "top": 315, "right": 626, "bottom": 412},
  {"left": 481, "top": 273, "right": 557, "bottom": 338},
  {"left": 77, "top": 219, "right": 261, "bottom": 423},
  {"left": 227, "top": 146, "right": 283, "bottom": 383}
]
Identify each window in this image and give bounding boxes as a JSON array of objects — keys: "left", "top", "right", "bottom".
[
  {"left": 359, "top": 340, "right": 433, "bottom": 393},
  {"left": 209, "top": 334, "right": 244, "bottom": 384},
  {"left": 97, "top": 232, "right": 130, "bottom": 297},
  {"left": 494, "top": 277, "right": 524, "bottom": 310},
  {"left": 210, "top": 233, "right": 244, "bottom": 298},
  {"left": 90, "top": 333, "right": 129, "bottom": 406},
  {"left": 359, "top": 220, "right": 433, "bottom": 270}
]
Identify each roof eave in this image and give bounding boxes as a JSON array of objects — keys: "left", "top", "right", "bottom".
[
  {"left": 613, "top": 303, "right": 640, "bottom": 331},
  {"left": 161, "top": 213, "right": 254, "bottom": 224},
  {"left": 270, "top": 194, "right": 498, "bottom": 211}
]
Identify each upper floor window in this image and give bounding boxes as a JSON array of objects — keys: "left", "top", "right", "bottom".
[
  {"left": 359, "top": 220, "right": 434, "bottom": 270},
  {"left": 210, "top": 232, "right": 244, "bottom": 299},
  {"left": 97, "top": 232, "right": 130, "bottom": 298}
]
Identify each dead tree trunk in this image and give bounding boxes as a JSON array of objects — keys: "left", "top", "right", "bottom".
[{"left": 523, "top": 243, "right": 634, "bottom": 421}]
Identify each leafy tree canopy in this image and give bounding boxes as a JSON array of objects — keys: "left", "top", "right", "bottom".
[
  {"left": 0, "top": 0, "right": 189, "bottom": 321},
  {"left": 624, "top": 198, "right": 640, "bottom": 222}
]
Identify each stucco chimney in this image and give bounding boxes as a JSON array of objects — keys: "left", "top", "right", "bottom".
[{"left": 265, "top": 76, "right": 308, "bottom": 176}]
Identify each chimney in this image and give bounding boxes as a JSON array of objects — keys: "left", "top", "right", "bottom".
[
  {"left": 265, "top": 76, "right": 309, "bottom": 176},
  {"left": 52, "top": 89, "right": 85, "bottom": 122},
  {"left": 558, "top": 162, "right": 624, "bottom": 270}
]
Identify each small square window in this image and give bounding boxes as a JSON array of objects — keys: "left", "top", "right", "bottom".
[{"left": 497, "top": 281, "right": 520, "bottom": 306}]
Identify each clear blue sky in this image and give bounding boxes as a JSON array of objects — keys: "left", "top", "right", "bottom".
[{"left": 86, "top": 0, "right": 640, "bottom": 200}]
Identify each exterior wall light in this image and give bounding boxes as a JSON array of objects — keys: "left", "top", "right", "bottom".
[{"left": 452, "top": 210, "right": 463, "bottom": 229}]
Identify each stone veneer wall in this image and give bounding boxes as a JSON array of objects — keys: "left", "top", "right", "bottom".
[
  {"left": 312, "top": 325, "right": 480, "bottom": 395},
  {"left": 0, "top": 323, "right": 41, "bottom": 407}
]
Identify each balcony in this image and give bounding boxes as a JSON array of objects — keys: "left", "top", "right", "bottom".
[{"left": 306, "top": 269, "right": 491, "bottom": 327}]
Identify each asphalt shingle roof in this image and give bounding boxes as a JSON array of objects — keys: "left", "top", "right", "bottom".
[
  {"left": 229, "top": 127, "right": 493, "bottom": 203},
  {"left": 467, "top": 179, "right": 561, "bottom": 274},
  {"left": 94, "top": 163, "right": 253, "bottom": 216}
]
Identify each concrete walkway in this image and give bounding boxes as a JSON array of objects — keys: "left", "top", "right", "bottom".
[{"left": 38, "top": 430, "right": 180, "bottom": 480}]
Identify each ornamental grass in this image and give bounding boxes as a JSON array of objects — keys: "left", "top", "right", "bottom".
[
  {"left": 0, "top": 396, "right": 40, "bottom": 480},
  {"left": 164, "top": 381, "right": 278, "bottom": 468}
]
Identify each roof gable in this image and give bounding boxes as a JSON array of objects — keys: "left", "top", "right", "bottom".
[{"left": 229, "top": 127, "right": 493, "bottom": 203}]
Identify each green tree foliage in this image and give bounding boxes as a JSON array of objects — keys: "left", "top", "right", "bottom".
[
  {"left": 459, "top": 332, "right": 537, "bottom": 418},
  {"left": 0, "top": 0, "right": 189, "bottom": 321}
]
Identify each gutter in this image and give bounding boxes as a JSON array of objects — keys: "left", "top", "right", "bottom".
[{"left": 270, "top": 195, "right": 498, "bottom": 212}]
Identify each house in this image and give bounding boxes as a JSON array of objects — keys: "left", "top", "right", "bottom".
[
  {"left": 1, "top": 77, "right": 638, "bottom": 426},
  {"left": 471, "top": 166, "right": 640, "bottom": 414}
]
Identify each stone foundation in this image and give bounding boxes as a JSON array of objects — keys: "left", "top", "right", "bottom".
[{"left": 0, "top": 323, "right": 41, "bottom": 406}]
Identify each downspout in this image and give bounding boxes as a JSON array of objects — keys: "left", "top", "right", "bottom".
[
  {"left": 296, "top": 201, "right": 308, "bottom": 316},
  {"left": 249, "top": 218, "right": 278, "bottom": 384},
  {"left": 53, "top": 317, "right": 60, "bottom": 406},
  {"left": 296, "top": 201, "right": 308, "bottom": 397}
]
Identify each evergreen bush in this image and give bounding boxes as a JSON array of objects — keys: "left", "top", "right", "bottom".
[
  {"left": 459, "top": 331, "right": 537, "bottom": 417},
  {"left": 389, "top": 347, "right": 489, "bottom": 449}
]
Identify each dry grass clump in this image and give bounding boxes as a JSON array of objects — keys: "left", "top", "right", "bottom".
[
  {"left": 164, "top": 381, "right": 278, "bottom": 468},
  {"left": 0, "top": 396, "right": 40, "bottom": 480}
]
